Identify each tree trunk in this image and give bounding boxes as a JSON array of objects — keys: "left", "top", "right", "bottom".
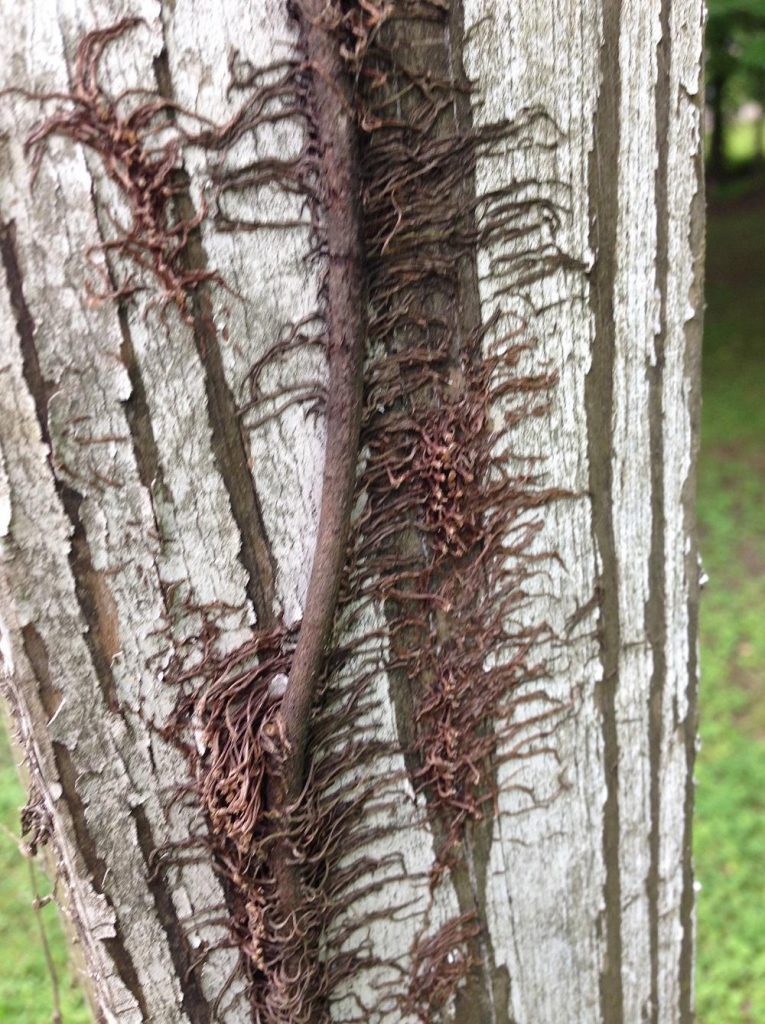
[
  {"left": 0, "top": 2, "right": 704, "bottom": 1023},
  {"left": 708, "top": 71, "right": 728, "bottom": 181}
]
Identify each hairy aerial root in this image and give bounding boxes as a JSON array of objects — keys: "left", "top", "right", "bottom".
[
  {"left": 357, "top": 335, "right": 563, "bottom": 858},
  {"left": 4, "top": 18, "right": 243, "bottom": 319},
  {"left": 159, "top": 602, "right": 407, "bottom": 1022},
  {"left": 403, "top": 913, "right": 481, "bottom": 1022},
  {"left": 343, "top": 5, "right": 569, "bottom": 875}
]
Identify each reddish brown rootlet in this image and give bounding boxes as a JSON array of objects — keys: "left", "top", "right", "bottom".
[
  {"left": 5, "top": 18, "right": 224, "bottom": 318},
  {"left": 159, "top": 607, "right": 396, "bottom": 1021},
  {"left": 10, "top": 5, "right": 568, "bottom": 1022},
  {"left": 404, "top": 914, "right": 482, "bottom": 1022}
]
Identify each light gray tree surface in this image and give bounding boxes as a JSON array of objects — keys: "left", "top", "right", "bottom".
[{"left": 0, "top": 1, "right": 704, "bottom": 1022}]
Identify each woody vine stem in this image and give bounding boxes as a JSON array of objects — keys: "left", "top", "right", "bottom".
[{"left": 266, "top": 0, "right": 366, "bottom": 926}]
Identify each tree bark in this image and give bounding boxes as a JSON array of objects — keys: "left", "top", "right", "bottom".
[{"left": 0, "top": 2, "right": 704, "bottom": 1023}]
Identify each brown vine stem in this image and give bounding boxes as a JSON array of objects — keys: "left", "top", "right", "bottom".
[{"left": 267, "top": 0, "right": 366, "bottom": 919}]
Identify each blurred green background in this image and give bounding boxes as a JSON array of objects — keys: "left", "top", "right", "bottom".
[
  {"left": 697, "top": 4, "right": 765, "bottom": 1021},
  {"left": 1, "top": 3, "right": 765, "bottom": 1020},
  {"left": 696, "top": 188, "right": 765, "bottom": 1023}
]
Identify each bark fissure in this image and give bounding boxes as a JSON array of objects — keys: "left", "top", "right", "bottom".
[
  {"left": 646, "top": 2, "right": 672, "bottom": 1018},
  {"left": 678, "top": 112, "right": 706, "bottom": 1024},
  {"left": 19, "top": 623, "right": 151, "bottom": 1019},
  {"left": 57, "top": 482, "right": 123, "bottom": 712},
  {"left": 153, "top": 48, "right": 278, "bottom": 632},
  {"left": 364, "top": 9, "right": 510, "bottom": 1020},
  {"left": 117, "top": 311, "right": 171, "bottom": 533},
  {"left": 1, "top": 219, "right": 121, "bottom": 713},
  {"left": 586, "top": 3, "right": 625, "bottom": 1020},
  {"left": 0, "top": 221, "right": 52, "bottom": 438},
  {"left": 131, "top": 803, "right": 214, "bottom": 1024}
]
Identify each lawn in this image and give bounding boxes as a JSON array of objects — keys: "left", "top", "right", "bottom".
[
  {"left": 0, "top": 197, "right": 762, "bottom": 1024},
  {"left": 695, "top": 188, "right": 765, "bottom": 1024}
]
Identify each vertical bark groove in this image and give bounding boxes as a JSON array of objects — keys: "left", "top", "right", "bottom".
[
  {"left": 153, "top": 48, "right": 279, "bottom": 632},
  {"left": 1, "top": 220, "right": 121, "bottom": 712},
  {"left": 131, "top": 803, "right": 214, "bottom": 1024},
  {"left": 117, "top": 312, "right": 172, "bottom": 533},
  {"left": 21, "top": 624, "right": 151, "bottom": 1019},
  {"left": 586, "top": 3, "right": 625, "bottom": 1020},
  {"left": 0, "top": 222, "right": 51, "bottom": 428},
  {"left": 678, "top": 111, "right": 706, "bottom": 1024},
  {"left": 647, "top": 2, "right": 672, "bottom": 1018},
  {"left": 368, "top": 8, "right": 511, "bottom": 1020}
]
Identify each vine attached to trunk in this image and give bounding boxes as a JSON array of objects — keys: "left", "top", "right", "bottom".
[
  {"left": 264, "top": 0, "right": 367, "bottom": 936},
  {"left": 9, "top": 7, "right": 570, "bottom": 1022}
]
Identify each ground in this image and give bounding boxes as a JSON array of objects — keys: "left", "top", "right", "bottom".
[{"left": 0, "top": 192, "right": 762, "bottom": 1022}]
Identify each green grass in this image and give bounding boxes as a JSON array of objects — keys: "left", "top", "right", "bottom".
[
  {"left": 695, "top": 190, "right": 765, "bottom": 1023},
  {"left": 0, "top": 726, "right": 89, "bottom": 1023}
]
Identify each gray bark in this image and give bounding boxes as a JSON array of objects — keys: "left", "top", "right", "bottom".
[{"left": 0, "top": 1, "right": 704, "bottom": 1022}]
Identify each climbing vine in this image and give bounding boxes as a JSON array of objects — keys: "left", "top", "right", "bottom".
[{"left": 8, "top": 5, "right": 568, "bottom": 1022}]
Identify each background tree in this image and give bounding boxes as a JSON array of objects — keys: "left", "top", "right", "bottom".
[{"left": 0, "top": 1, "right": 704, "bottom": 1022}]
